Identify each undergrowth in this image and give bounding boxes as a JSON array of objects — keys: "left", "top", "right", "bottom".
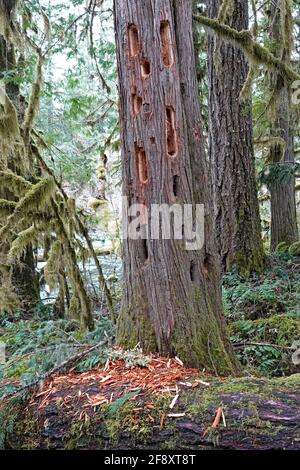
[
  {"left": 0, "top": 254, "right": 299, "bottom": 397},
  {"left": 0, "top": 312, "right": 115, "bottom": 398},
  {"left": 224, "top": 254, "right": 300, "bottom": 376}
]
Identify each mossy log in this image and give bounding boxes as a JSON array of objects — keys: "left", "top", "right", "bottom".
[{"left": 2, "top": 374, "right": 300, "bottom": 450}]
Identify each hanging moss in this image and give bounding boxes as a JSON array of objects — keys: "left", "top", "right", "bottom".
[
  {"left": 240, "top": 64, "right": 258, "bottom": 102},
  {"left": 193, "top": 14, "right": 300, "bottom": 83},
  {"left": 217, "top": 0, "right": 234, "bottom": 24},
  {"left": 68, "top": 294, "right": 81, "bottom": 321},
  {"left": 0, "top": 85, "right": 21, "bottom": 158},
  {"left": 22, "top": 55, "right": 44, "bottom": 154},
  {"left": 8, "top": 225, "right": 36, "bottom": 261},
  {"left": 51, "top": 199, "right": 94, "bottom": 332},
  {"left": 0, "top": 176, "right": 55, "bottom": 246},
  {"left": 0, "top": 198, "right": 16, "bottom": 217},
  {"left": 12, "top": 176, "right": 55, "bottom": 217},
  {"left": 0, "top": 170, "right": 32, "bottom": 196},
  {"left": 44, "top": 240, "right": 62, "bottom": 290}
]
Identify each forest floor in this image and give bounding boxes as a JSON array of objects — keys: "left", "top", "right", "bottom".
[{"left": 0, "top": 253, "right": 300, "bottom": 449}]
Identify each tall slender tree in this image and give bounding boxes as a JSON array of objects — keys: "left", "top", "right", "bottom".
[
  {"left": 114, "top": 0, "right": 239, "bottom": 374},
  {"left": 269, "top": 0, "right": 298, "bottom": 250},
  {"left": 207, "top": 0, "right": 265, "bottom": 276}
]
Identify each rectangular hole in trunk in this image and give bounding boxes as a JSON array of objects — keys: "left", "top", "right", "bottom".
[{"left": 160, "top": 20, "right": 174, "bottom": 68}]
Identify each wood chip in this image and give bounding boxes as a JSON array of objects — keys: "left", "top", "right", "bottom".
[
  {"left": 175, "top": 356, "right": 184, "bottom": 367},
  {"left": 222, "top": 410, "right": 227, "bottom": 428},
  {"left": 169, "top": 394, "right": 179, "bottom": 409},
  {"left": 211, "top": 407, "right": 223, "bottom": 429},
  {"left": 195, "top": 379, "right": 210, "bottom": 387},
  {"left": 167, "top": 413, "right": 185, "bottom": 418}
]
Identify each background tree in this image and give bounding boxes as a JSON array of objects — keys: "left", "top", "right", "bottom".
[
  {"left": 207, "top": 0, "right": 265, "bottom": 276},
  {"left": 114, "top": 0, "right": 238, "bottom": 373},
  {"left": 268, "top": 0, "right": 298, "bottom": 250}
]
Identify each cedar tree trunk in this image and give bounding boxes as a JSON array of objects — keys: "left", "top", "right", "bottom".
[{"left": 114, "top": 0, "right": 238, "bottom": 374}]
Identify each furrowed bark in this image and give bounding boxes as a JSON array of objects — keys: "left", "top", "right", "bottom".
[
  {"left": 269, "top": 0, "right": 298, "bottom": 250},
  {"left": 207, "top": 0, "right": 265, "bottom": 276},
  {"left": 114, "top": 0, "right": 238, "bottom": 374}
]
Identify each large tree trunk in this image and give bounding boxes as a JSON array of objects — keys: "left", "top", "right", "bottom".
[
  {"left": 269, "top": 0, "right": 298, "bottom": 251},
  {"left": 207, "top": 0, "right": 265, "bottom": 276},
  {"left": 114, "top": 0, "right": 238, "bottom": 374},
  {"left": 0, "top": 36, "right": 40, "bottom": 310}
]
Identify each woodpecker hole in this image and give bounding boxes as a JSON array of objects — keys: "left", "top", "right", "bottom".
[
  {"left": 142, "top": 238, "right": 149, "bottom": 261},
  {"left": 132, "top": 93, "right": 142, "bottom": 116},
  {"left": 190, "top": 260, "right": 197, "bottom": 282},
  {"left": 166, "top": 106, "right": 178, "bottom": 157},
  {"left": 135, "top": 146, "right": 148, "bottom": 184},
  {"left": 160, "top": 20, "right": 174, "bottom": 68},
  {"left": 173, "top": 175, "right": 179, "bottom": 197},
  {"left": 128, "top": 24, "right": 140, "bottom": 57},
  {"left": 141, "top": 58, "right": 151, "bottom": 78}
]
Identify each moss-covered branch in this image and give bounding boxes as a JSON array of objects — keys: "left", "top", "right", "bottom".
[
  {"left": 193, "top": 14, "right": 300, "bottom": 82},
  {"left": 22, "top": 55, "right": 44, "bottom": 156}
]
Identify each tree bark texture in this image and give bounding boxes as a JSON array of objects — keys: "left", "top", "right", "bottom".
[
  {"left": 207, "top": 0, "right": 265, "bottom": 276},
  {"left": 269, "top": 0, "right": 298, "bottom": 251},
  {"left": 114, "top": 0, "right": 238, "bottom": 374}
]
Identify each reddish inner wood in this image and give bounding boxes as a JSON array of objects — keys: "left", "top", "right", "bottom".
[
  {"left": 141, "top": 58, "right": 151, "bottom": 78},
  {"left": 128, "top": 24, "right": 140, "bottom": 57},
  {"left": 136, "top": 147, "right": 148, "bottom": 184},
  {"left": 166, "top": 106, "right": 178, "bottom": 157},
  {"left": 160, "top": 21, "right": 174, "bottom": 67},
  {"left": 132, "top": 93, "right": 142, "bottom": 116}
]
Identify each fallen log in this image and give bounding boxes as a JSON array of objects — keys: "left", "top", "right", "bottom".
[{"left": 1, "top": 372, "right": 300, "bottom": 450}]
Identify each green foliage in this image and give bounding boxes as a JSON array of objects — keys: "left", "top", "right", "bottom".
[
  {"left": 259, "top": 163, "right": 297, "bottom": 189},
  {"left": 276, "top": 242, "right": 289, "bottom": 253},
  {"left": 224, "top": 255, "right": 300, "bottom": 376},
  {"left": 289, "top": 241, "right": 300, "bottom": 256},
  {"left": 223, "top": 255, "right": 300, "bottom": 320},
  {"left": 107, "top": 392, "right": 138, "bottom": 417},
  {"left": 230, "top": 314, "right": 300, "bottom": 376},
  {"left": 0, "top": 315, "right": 115, "bottom": 397}
]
